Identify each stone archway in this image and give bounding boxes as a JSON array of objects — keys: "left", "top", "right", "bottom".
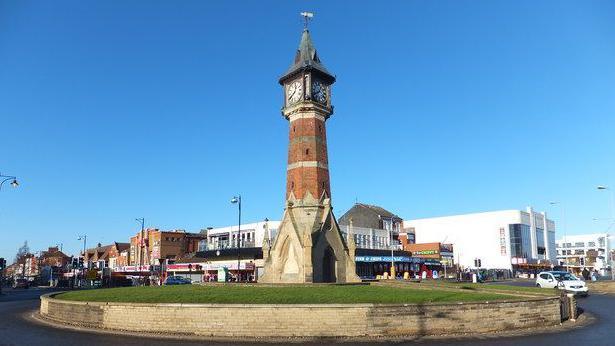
[{"left": 322, "top": 246, "right": 337, "bottom": 283}]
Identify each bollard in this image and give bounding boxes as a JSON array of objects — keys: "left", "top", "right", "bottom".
[{"left": 567, "top": 293, "right": 577, "bottom": 322}]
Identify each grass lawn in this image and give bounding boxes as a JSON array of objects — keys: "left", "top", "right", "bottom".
[
  {"left": 414, "top": 280, "right": 555, "bottom": 296},
  {"left": 55, "top": 284, "right": 521, "bottom": 304},
  {"left": 451, "top": 283, "right": 554, "bottom": 295}
]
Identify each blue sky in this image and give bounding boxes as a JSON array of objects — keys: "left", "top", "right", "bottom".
[{"left": 1, "top": 1, "right": 614, "bottom": 260}]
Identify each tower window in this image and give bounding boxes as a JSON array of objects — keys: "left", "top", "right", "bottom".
[
  {"left": 291, "top": 181, "right": 294, "bottom": 189},
  {"left": 305, "top": 148, "right": 309, "bottom": 155},
  {"left": 319, "top": 124, "right": 322, "bottom": 133},
  {"left": 322, "top": 182, "right": 326, "bottom": 189},
  {"left": 293, "top": 126, "right": 296, "bottom": 133}
]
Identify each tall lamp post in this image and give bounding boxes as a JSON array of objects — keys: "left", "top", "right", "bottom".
[
  {"left": 550, "top": 201, "right": 568, "bottom": 272},
  {"left": 135, "top": 218, "right": 145, "bottom": 268},
  {"left": 597, "top": 186, "right": 615, "bottom": 281},
  {"left": 0, "top": 173, "right": 19, "bottom": 292},
  {"left": 0, "top": 173, "right": 19, "bottom": 191},
  {"left": 77, "top": 235, "right": 87, "bottom": 286},
  {"left": 231, "top": 195, "right": 241, "bottom": 282}
]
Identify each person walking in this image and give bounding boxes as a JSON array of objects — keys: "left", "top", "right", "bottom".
[{"left": 582, "top": 267, "right": 590, "bottom": 281}]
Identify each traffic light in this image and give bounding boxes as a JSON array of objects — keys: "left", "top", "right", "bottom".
[
  {"left": 0, "top": 258, "right": 6, "bottom": 271},
  {"left": 478, "top": 259, "right": 481, "bottom": 268},
  {"left": 78, "top": 257, "right": 84, "bottom": 268},
  {"left": 71, "top": 257, "right": 78, "bottom": 267}
]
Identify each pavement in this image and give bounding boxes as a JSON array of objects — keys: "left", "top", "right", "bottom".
[{"left": 0, "top": 283, "right": 614, "bottom": 345}]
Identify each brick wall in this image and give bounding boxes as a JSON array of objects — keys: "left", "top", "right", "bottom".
[{"left": 41, "top": 294, "right": 562, "bottom": 337}]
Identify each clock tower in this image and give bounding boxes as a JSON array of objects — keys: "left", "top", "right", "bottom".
[
  {"left": 260, "top": 18, "right": 360, "bottom": 284},
  {"left": 280, "top": 28, "right": 335, "bottom": 201}
]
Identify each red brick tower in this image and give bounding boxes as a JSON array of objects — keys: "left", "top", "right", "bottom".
[
  {"left": 279, "top": 29, "right": 335, "bottom": 201},
  {"left": 260, "top": 21, "right": 360, "bottom": 284}
]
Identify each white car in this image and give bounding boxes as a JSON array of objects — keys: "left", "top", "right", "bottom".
[{"left": 536, "top": 271, "right": 589, "bottom": 296}]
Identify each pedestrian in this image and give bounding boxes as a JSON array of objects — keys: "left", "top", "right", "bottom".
[{"left": 582, "top": 267, "right": 590, "bottom": 280}]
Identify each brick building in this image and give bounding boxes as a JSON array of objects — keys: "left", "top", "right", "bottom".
[
  {"left": 129, "top": 228, "right": 206, "bottom": 267},
  {"left": 107, "top": 242, "right": 130, "bottom": 269},
  {"left": 84, "top": 243, "right": 114, "bottom": 269},
  {"left": 39, "top": 246, "right": 71, "bottom": 268}
]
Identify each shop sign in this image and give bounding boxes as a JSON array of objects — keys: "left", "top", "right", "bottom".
[
  {"left": 511, "top": 257, "right": 527, "bottom": 265},
  {"left": 169, "top": 262, "right": 256, "bottom": 271},
  {"left": 355, "top": 256, "right": 422, "bottom": 263},
  {"left": 114, "top": 265, "right": 152, "bottom": 272},
  {"left": 151, "top": 246, "right": 160, "bottom": 260},
  {"left": 167, "top": 263, "right": 203, "bottom": 271},
  {"left": 413, "top": 250, "right": 438, "bottom": 256}
]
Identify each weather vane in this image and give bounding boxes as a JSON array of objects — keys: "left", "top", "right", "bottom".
[{"left": 301, "top": 11, "right": 314, "bottom": 29}]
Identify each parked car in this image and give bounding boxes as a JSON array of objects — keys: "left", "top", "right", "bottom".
[
  {"left": 535, "top": 271, "right": 589, "bottom": 296},
  {"left": 12, "top": 279, "right": 30, "bottom": 289},
  {"left": 163, "top": 276, "right": 191, "bottom": 285}
]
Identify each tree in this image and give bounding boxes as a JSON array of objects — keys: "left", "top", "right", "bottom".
[{"left": 14, "top": 241, "right": 30, "bottom": 263}]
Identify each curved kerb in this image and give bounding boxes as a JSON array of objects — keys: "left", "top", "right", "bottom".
[{"left": 40, "top": 292, "right": 563, "bottom": 338}]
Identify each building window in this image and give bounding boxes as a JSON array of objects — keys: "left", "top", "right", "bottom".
[
  {"left": 305, "top": 148, "right": 309, "bottom": 155},
  {"left": 509, "top": 224, "right": 531, "bottom": 258}
]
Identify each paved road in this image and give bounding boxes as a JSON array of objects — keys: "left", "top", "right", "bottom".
[{"left": 0, "top": 285, "right": 614, "bottom": 346}]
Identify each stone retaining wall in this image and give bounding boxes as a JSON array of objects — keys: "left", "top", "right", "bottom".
[{"left": 40, "top": 294, "right": 562, "bottom": 337}]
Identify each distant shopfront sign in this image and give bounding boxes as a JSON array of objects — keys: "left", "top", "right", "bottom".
[
  {"left": 167, "top": 262, "right": 256, "bottom": 271},
  {"left": 114, "top": 265, "right": 152, "bottom": 273},
  {"left": 413, "top": 250, "right": 438, "bottom": 256},
  {"left": 355, "top": 256, "right": 423, "bottom": 264}
]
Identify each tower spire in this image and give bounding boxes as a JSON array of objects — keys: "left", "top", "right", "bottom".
[{"left": 279, "top": 14, "right": 334, "bottom": 85}]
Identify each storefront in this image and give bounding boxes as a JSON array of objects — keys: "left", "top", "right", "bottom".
[
  {"left": 167, "top": 262, "right": 256, "bottom": 282},
  {"left": 354, "top": 255, "right": 424, "bottom": 279}
]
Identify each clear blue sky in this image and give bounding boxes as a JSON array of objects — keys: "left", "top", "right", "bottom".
[{"left": 1, "top": 1, "right": 614, "bottom": 260}]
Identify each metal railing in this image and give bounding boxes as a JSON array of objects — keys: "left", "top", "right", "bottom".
[{"left": 202, "top": 240, "right": 257, "bottom": 251}]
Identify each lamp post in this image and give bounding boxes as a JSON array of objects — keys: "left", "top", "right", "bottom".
[
  {"left": 597, "top": 186, "right": 615, "bottom": 281},
  {"left": 0, "top": 173, "right": 19, "bottom": 191},
  {"left": 231, "top": 195, "right": 241, "bottom": 282},
  {"left": 77, "top": 235, "right": 87, "bottom": 286},
  {"left": 550, "top": 201, "right": 568, "bottom": 272},
  {"left": 135, "top": 218, "right": 145, "bottom": 268}
]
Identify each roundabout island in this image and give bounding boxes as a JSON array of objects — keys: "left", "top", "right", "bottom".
[{"left": 39, "top": 283, "right": 571, "bottom": 339}]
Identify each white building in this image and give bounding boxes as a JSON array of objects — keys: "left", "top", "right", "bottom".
[
  {"left": 201, "top": 220, "right": 282, "bottom": 251},
  {"left": 404, "top": 207, "right": 556, "bottom": 271},
  {"left": 339, "top": 225, "right": 401, "bottom": 250},
  {"left": 556, "top": 233, "right": 612, "bottom": 276}
]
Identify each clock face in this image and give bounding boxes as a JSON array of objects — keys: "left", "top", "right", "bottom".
[
  {"left": 312, "top": 81, "right": 327, "bottom": 104},
  {"left": 287, "top": 80, "right": 303, "bottom": 104}
]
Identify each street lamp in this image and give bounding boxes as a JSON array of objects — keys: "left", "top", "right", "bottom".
[
  {"left": 231, "top": 195, "right": 241, "bottom": 282},
  {"left": 597, "top": 186, "right": 615, "bottom": 281},
  {"left": 0, "top": 173, "right": 19, "bottom": 190},
  {"left": 550, "top": 201, "right": 568, "bottom": 272},
  {"left": 77, "top": 235, "right": 87, "bottom": 287},
  {"left": 135, "top": 218, "right": 145, "bottom": 267}
]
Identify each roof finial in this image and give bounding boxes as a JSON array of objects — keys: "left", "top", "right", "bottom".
[{"left": 300, "top": 11, "right": 314, "bottom": 30}]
